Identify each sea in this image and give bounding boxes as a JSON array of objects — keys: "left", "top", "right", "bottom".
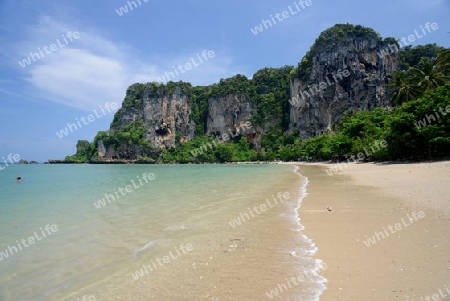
[{"left": 0, "top": 164, "right": 326, "bottom": 301}]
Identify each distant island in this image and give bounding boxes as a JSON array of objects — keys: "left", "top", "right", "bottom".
[
  {"left": 56, "top": 24, "right": 450, "bottom": 164},
  {"left": 18, "top": 160, "right": 38, "bottom": 164}
]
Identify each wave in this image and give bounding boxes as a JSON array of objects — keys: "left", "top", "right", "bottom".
[
  {"left": 292, "top": 165, "right": 327, "bottom": 301},
  {"left": 133, "top": 238, "right": 172, "bottom": 257},
  {"left": 163, "top": 223, "right": 190, "bottom": 231}
]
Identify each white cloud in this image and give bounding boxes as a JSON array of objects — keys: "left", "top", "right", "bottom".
[
  {"left": 13, "top": 12, "right": 244, "bottom": 111},
  {"left": 26, "top": 48, "right": 128, "bottom": 111}
]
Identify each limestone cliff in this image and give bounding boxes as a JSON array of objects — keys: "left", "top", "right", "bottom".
[
  {"left": 96, "top": 139, "right": 160, "bottom": 161},
  {"left": 111, "top": 84, "right": 195, "bottom": 149},
  {"left": 289, "top": 25, "right": 400, "bottom": 138},
  {"left": 77, "top": 24, "right": 407, "bottom": 162},
  {"left": 206, "top": 93, "right": 257, "bottom": 140}
]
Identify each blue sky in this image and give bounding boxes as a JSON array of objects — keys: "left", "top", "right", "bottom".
[{"left": 0, "top": 0, "right": 449, "bottom": 162}]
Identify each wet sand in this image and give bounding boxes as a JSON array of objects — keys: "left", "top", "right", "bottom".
[
  {"left": 298, "top": 161, "right": 450, "bottom": 300},
  {"left": 100, "top": 165, "right": 325, "bottom": 301}
]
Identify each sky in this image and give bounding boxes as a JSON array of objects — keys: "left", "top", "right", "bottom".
[{"left": 0, "top": 0, "right": 449, "bottom": 162}]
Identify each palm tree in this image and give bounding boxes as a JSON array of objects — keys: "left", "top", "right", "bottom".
[
  {"left": 388, "top": 71, "right": 420, "bottom": 106},
  {"left": 409, "top": 57, "right": 449, "bottom": 95},
  {"left": 436, "top": 48, "right": 450, "bottom": 75},
  {"left": 388, "top": 48, "right": 449, "bottom": 107}
]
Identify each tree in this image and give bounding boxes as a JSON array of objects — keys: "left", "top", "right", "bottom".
[
  {"left": 436, "top": 48, "right": 450, "bottom": 76},
  {"left": 386, "top": 84, "right": 450, "bottom": 159},
  {"left": 388, "top": 71, "right": 420, "bottom": 106},
  {"left": 216, "top": 144, "right": 233, "bottom": 162},
  {"left": 399, "top": 44, "right": 445, "bottom": 70},
  {"left": 409, "top": 57, "right": 448, "bottom": 95},
  {"left": 238, "top": 137, "right": 250, "bottom": 151}
]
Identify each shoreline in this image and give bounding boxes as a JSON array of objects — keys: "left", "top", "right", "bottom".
[
  {"left": 293, "top": 165, "right": 328, "bottom": 301},
  {"left": 298, "top": 161, "right": 450, "bottom": 300},
  {"left": 47, "top": 159, "right": 450, "bottom": 164}
]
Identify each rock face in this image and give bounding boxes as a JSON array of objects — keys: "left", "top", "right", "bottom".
[
  {"left": 289, "top": 36, "right": 399, "bottom": 138},
  {"left": 100, "top": 88, "right": 259, "bottom": 160},
  {"left": 105, "top": 85, "right": 195, "bottom": 158},
  {"left": 89, "top": 25, "right": 402, "bottom": 161},
  {"left": 206, "top": 93, "right": 257, "bottom": 140},
  {"left": 97, "top": 140, "right": 160, "bottom": 160}
]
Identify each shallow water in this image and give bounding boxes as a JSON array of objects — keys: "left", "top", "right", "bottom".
[{"left": 0, "top": 164, "right": 325, "bottom": 300}]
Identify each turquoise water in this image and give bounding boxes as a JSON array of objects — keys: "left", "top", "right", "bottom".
[{"left": 0, "top": 164, "right": 325, "bottom": 300}]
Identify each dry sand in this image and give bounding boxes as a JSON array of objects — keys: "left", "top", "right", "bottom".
[{"left": 297, "top": 161, "right": 450, "bottom": 300}]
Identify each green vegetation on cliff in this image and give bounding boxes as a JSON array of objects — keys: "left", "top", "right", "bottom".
[
  {"left": 399, "top": 44, "right": 445, "bottom": 70},
  {"left": 296, "top": 50, "right": 449, "bottom": 161},
  {"left": 298, "top": 84, "right": 450, "bottom": 160},
  {"left": 102, "top": 120, "right": 152, "bottom": 149},
  {"left": 65, "top": 23, "right": 449, "bottom": 164},
  {"left": 157, "top": 136, "right": 258, "bottom": 164},
  {"left": 292, "top": 24, "right": 381, "bottom": 81},
  {"left": 85, "top": 67, "right": 294, "bottom": 163}
]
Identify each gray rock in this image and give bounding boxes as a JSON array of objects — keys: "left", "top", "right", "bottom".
[
  {"left": 289, "top": 37, "right": 399, "bottom": 138},
  {"left": 206, "top": 93, "right": 256, "bottom": 139}
]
